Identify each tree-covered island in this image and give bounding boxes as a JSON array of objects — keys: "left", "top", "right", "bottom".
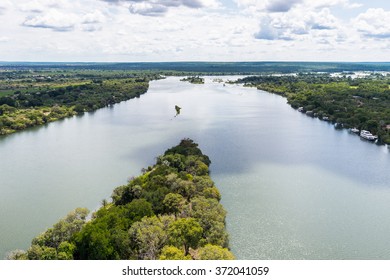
[
  {"left": 180, "top": 76, "right": 205, "bottom": 84},
  {"left": 8, "top": 139, "right": 234, "bottom": 260},
  {"left": 236, "top": 73, "right": 390, "bottom": 144}
]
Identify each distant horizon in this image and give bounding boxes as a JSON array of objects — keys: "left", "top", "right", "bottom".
[
  {"left": 2, "top": 61, "right": 389, "bottom": 74},
  {"left": 1, "top": 61, "right": 390, "bottom": 64}
]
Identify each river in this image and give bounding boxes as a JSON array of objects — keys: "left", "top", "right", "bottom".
[{"left": 0, "top": 77, "right": 389, "bottom": 259}]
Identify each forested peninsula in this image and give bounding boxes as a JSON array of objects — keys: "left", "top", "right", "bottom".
[
  {"left": 8, "top": 139, "right": 234, "bottom": 260},
  {"left": 236, "top": 73, "right": 390, "bottom": 144},
  {"left": 0, "top": 70, "right": 160, "bottom": 135}
]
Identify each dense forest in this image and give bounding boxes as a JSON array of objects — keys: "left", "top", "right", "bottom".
[
  {"left": 8, "top": 139, "right": 234, "bottom": 260},
  {"left": 236, "top": 73, "right": 390, "bottom": 144},
  {"left": 0, "top": 70, "right": 160, "bottom": 135}
]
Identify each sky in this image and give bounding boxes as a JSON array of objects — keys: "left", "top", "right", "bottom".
[{"left": 0, "top": 0, "right": 389, "bottom": 62}]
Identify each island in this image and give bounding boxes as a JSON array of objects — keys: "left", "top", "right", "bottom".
[
  {"left": 180, "top": 76, "right": 205, "bottom": 84},
  {"left": 8, "top": 139, "right": 234, "bottom": 260}
]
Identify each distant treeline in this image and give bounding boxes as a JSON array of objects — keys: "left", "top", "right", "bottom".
[
  {"left": 1, "top": 61, "right": 390, "bottom": 74},
  {"left": 8, "top": 139, "right": 234, "bottom": 260},
  {"left": 236, "top": 73, "right": 390, "bottom": 144}
]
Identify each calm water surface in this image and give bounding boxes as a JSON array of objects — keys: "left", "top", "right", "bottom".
[{"left": 0, "top": 77, "right": 389, "bottom": 259}]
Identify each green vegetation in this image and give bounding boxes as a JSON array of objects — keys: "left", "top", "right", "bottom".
[
  {"left": 180, "top": 76, "right": 205, "bottom": 84},
  {"left": 0, "top": 70, "right": 159, "bottom": 135},
  {"left": 175, "top": 105, "right": 181, "bottom": 117},
  {"left": 9, "top": 139, "right": 234, "bottom": 260},
  {"left": 236, "top": 73, "right": 390, "bottom": 144}
]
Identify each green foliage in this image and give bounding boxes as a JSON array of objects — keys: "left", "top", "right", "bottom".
[
  {"left": 73, "top": 222, "right": 118, "bottom": 260},
  {"left": 18, "top": 208, "right": 90, "bottom": 260},
  {"left": 168, "top": 218, "right": 203, "bottom": 255},
  {"left": 159, "top": 246, "right": 191, "bottom": 260},
  {"left": 175, "top": 105, "right": 181, "bottom": 116},
  {"left": 38, "top": 208, "right": 89, "bottom": 248},
  {"left": 128, "top": 216, "right": 171, "bottom": 260},
  {"left": 180, "top": 76, "right": 205, "bottom": 84},
  {"left": 27, "top": 245, "right": 58, "bottom": 260},
  {"left": 163, "top": 193, "right": 185, "bottom": 216},
  {"left": 57, "top": 242, "right": 76, "bottom": 260},
  {"left": 164, "top": 138, "right": 211, "bottom": 166},
  {"left": 73, "top": 199, "right": 153, "bottom": 260},
  {"left": 6, "top": 249, "right": 28, "bottom": 260},
  {"left": 168, "top": 175, "right": 197, "bottom": 201},
  {"left": 203, "top": 187, "right": 221, "bottom": 201},
  {"left": 190, "top": 196, "right": 228, "bottom": 247},
  {"left": 142, "top": 187, "right": 170, "bottom": 214},
  {"left": 197, "top": 244, "right": 235, "bottom": 260},
  {"left": 193, "top": 175, "right": 215, "bottom": 192}
]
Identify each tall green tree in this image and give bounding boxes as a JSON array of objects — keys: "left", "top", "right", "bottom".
[
  {"left": 129, "top": 216, "right": 170, "bottom": 260},
  {"left": 168, "top": 218, "right": 203, "bottom": 255},
  {"left": 159, "top": 245, "right": 191, "bottom": 260}
]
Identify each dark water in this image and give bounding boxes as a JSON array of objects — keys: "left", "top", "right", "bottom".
[{"left": 0, "top": 77, "right": 389, "bottom": 259}]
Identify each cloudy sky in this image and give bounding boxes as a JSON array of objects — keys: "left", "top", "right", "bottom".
[{"left": 0, "top": 0, "right": 389, "bottom": 62}]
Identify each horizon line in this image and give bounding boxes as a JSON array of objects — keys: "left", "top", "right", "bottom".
[{"left": 1, "top": 60, "right": 390, "bottom": 64}]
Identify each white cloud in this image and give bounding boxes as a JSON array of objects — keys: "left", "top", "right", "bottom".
[
  {"left": 81, "top": 10, "right": 106, "bottom": 31},
  {"left": 0, "top": 36, "right": 10, "bottom": 42},
  {"left": 266, "top": 0, "right": 302, "bottom": 12},
  {"left": 18, "top": 0, "right": 75, "bottom": 12},
  {"left": 82, "top": 10, "right": 106, "bottom": 24},
  {"left": 309, "top": 8, "right": 338, "bottom": 30},
  {"left": 0, "top": 0, "right": 388, "bottom": 62},
  {"left": 255, "top": 16, "right": 290, "bottom": 40},
  {"left": 20, "top": 5, "right": 108, "bottom": 33},
  {"left": 129, "top": 2, "right": 168, "bottom": 16},
  {"left": 81, "top": 25, "right": 103, "bottom": 32},
  {"left": 235, "top": 0, "right": 362, "bottom": 13},
  {"left": 116, "top": 30, "right": 128, "bottom": 36},
  {"left": 18, "top": 1, "right": 47, "bottom": 13},
  {"left": 306, "top": 0, "right": 362, "bottom": 9},
  {"left": 101, "top": 0, "right": 219, "bottom": 16},
  {"left": 255, "top": 8, "right": 339, "bottom": 41},
  {"left": 22, "top": 9, "right": 78, "bottom": 32},
  {"left": 353, "top": 8, "right": 390, "bottom": 39},
  {"left": 0, "top": 0, "right": 12, "bottom": 15}
]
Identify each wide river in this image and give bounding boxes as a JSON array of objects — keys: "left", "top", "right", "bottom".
[{"left": 1, "top": 77, "right": 389, "bottom": 259}]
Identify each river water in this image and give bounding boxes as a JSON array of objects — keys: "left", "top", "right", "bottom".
[{"left": 0, "top": 77, "right": 389, "bottom": 259}]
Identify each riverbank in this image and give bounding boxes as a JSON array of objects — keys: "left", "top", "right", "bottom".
[
  {"left": 0, "top": 71, "right": 160, "bottom": 136},
  {"left": 235, "top": 73, "right": 390, "bottom": 145}
]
